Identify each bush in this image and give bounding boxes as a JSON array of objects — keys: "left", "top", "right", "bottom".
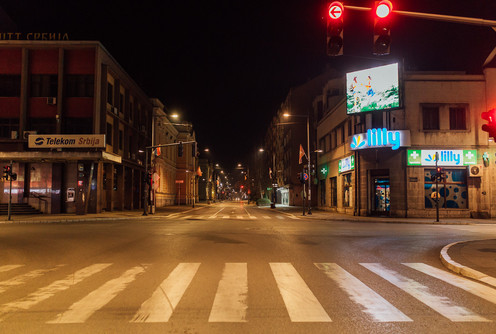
[{"left": 256, "top": 198, "right": 271, "bottom": 206}]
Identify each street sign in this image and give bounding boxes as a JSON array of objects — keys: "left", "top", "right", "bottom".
[
  {"left": 328, "top": 2, "right": 344, "bottom": 20},
  {"left": 303, "top": 173, "right": 309, "bottom": 181}
]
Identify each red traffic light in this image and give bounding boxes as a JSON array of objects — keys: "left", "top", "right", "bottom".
[
  {"left": 481, "top": 108, "right": 496, "bottom": 122},
  {"left": 328, "top": 1, "right": 344, "bottom": 20},
  {"left": 375, "top": 0, "right": 392, "bottom": 18}
]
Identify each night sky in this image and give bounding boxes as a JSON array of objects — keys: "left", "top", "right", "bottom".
[{"left": 0, "top": 0, "right": 495, "bottom": 170}]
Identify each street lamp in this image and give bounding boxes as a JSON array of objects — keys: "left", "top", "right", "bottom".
[{"left": 283, "top": 112, "right": 312, "bottom": 215}]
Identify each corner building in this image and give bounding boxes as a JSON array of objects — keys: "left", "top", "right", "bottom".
[
  {"left": 316, "top": 53, "right": 496, "bottom": 218},
  {"left": 0, "top": 41, "right": 153, "bottom": 214}
]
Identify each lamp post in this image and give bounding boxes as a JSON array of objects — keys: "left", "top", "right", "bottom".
[{"left": 283, "top": 113, "right": 312, "bottom": 215}]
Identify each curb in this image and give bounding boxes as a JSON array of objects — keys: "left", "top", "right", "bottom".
[{"left": 440, "top": 240, "right": 496, "bottom": 288}]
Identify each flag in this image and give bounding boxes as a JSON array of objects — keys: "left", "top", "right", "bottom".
[
  {"left": 153, "top": 147, "right": 161, "bottom": 157},
  {"left": 299, "top": 145, "right": 306, "bottom": 164}
]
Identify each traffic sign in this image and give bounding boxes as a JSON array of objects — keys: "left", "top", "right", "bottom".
[
  {"left": 328, "top": 2, "right": 344, "bottom": 20},
  {"left": 303, "top": 173, "right": 309, "bottom": 181}
]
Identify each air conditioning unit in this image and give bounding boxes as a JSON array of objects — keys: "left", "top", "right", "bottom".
[
  {"left": 113, "top": 107, "right": 119, "bottom": 115},
  {"left": 23, "top": 130, "right": 37, "bottom": 139},
  {"left": 46, "top": 97, "right": 57, "bottom": 105},
  {"left": 468, "top": 165, "right": 483, "bottom": 177}
]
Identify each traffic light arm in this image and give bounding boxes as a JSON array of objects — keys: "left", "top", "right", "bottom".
[{"left": 344, "top": 5, "right": 496, "bottom": 28}]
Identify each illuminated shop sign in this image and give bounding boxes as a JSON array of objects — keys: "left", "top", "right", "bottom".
[
  {"left": 318, "top": 163, "right": 328, "bottom": 180},
  {"left": 350, "top": 128, "right": 411, "bottom": 151},
  {"left": 338, "top": 155, "right": 355, "bottom": 173},
  {"left": 407, "top": 149, "right": 477, "bottom": 166},
  {"left": 0, "top": 32, "right": 69, "bottom": 40},
  {"left": 28, "top": 134, "right": 106, "bottom": 148}
]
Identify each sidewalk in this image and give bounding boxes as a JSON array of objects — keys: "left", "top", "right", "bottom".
[
  {"left": 0, "top": 204, "right": 206, "bottom": 224},
  {"left": 269, "top": 204, "right": 496, "bottom": 225}
]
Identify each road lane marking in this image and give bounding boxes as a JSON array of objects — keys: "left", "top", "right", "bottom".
[
  {"left": 0, "top": 265, "right": 23, "bottom": 273},
  {"left": 131, "top": 263, "right": 200, "bottom": 323},
  {"left": 209, "top": 263, "right": 248, "bottom": 322},
  {"left": 210, "top": 208, "right": 225, "bottom": 219},
  {"left": 270, "top": 263, "right": 331, "bottom": 322},
  {"left": 404, "top": 263, "right": 496, "bottom": 305},
  {"left": 0, "top": 263, "right": 111, "bottom": 321},
  {"left": 361, "top": 263, "right": 489, "bottom": 322},
  {"left": 262, "top": 216, "right": 270, "bottom": 219},
  {"left": 276, "top": 216, "right": 284, "bottom": 220},
  {"left": 315, "top": 263, "right": 411, "bottom": 322},
  {"left": 49, "top": 266, "right": 146, "bottom": 324},
  {"left": 236, "top": 216, "right": 243, "bottom": 220},
  {"left": 0, "top": 265, "right": 65, "bottom": 294}
]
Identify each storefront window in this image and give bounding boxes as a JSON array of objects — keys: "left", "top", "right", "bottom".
[
  {"left": 424, "top": 169, "right": 467, "bottom": 209},
  {"left": 343, "top": 173, "right": 352, "bottom": 207}
]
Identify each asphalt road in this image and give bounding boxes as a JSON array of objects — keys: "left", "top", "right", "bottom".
[{"left": 0, "top": 201, "right": 496, "bottom": 333}]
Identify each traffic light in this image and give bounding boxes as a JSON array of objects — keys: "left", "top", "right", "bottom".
[
  {"left": 482, "top": 108, "right": 496, "bottom": 140},
  {"left": 373, "top": 0, "right": 393, "bottom": 55},
  {"left": 3, "top": 165, "right": 10, "bottom": 180},
  {"left": 178, "top": 142, "right": 183, "bottom": 157},
  {"left": 326, "top": 1, "right": 344, "bottom": 56}
]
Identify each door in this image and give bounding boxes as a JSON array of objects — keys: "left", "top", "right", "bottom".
[{"left": 373, "top": 177, "right": 390, "bottom": 214}]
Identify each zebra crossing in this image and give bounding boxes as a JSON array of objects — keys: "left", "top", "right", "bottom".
[
  {"left": 0, "top": 262, "right": 494, "bottom": 324},
  {"left": 168, "top": 214, "right": 299, "bottom": 220}
]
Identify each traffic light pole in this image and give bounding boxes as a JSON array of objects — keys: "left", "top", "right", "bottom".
[
  {"left": 435, "top": 154, "right": 439, "bottom": 223},
  {"left": 344, "top": 5, "right": 496, "bottom": 30},
  {"left": 8, "top": 161, "right": 12, "bottom": 221}
]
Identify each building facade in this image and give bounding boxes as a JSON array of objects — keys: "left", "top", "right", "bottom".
[
  {"left": 0, "top": 41, "right": 153, "bottom": 214},
  {"left": 316, "top": 54, "right": 496, "bottom": 218}
]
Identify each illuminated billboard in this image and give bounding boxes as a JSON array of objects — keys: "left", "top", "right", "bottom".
[{"left": 346, "top": 63, "right": 400, "bottom": 114}]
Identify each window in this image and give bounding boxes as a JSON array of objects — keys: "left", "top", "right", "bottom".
[
  {"left": 424, "top": 169, "right": 467, "bottom": 209},
  {"left": 0, "top": 118, "right": 19, "bottom": 138},
  {"left": 320, "top": 179, "right": 326, "bottom": 206},
  {"left": 106, "top": 123, "right": 113, "bottom": 145},
  {"left": 30, "top": 75, "right": 57, "bottom": 97},
  {"left": 29, "top": 118, "right": 56, "bottom": 134},
  {"left": 330, "top": 176, "right": 337, "bottom": 207},
  {"left": 422, "top": 106, "right": 440, "bottom": 130},
  {"left": 449, "top": 107, "right": 466, "bottom": 130},
  {"left": 331, "top": 130, "right": 337, "bottom": 149},
  {"left": 63, "top": 117, "right": 92, "bottom": 134},
  {"left": 119, "top": 93, "right": 125, "bottom": 113},
  {"left": 65, "top": 75, "right": 94, "bottom": 97},
  {"left": 107, "top": 83, "right": 114, "bottom": 105},
  {"left": 119, "top": 130, "right": 123, "bottom": 150},
  {"left": 343, "top": 173, "right": 352, "bottom": 207},
  {"left": 0, "top": 75, "right": 21, "bottom": 96}
]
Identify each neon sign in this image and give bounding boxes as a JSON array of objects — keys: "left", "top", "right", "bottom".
[{"left": 350, "top": 128, "right": 411, "bottom": 151}]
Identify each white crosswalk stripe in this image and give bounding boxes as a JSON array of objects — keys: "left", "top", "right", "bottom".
[
  {"left": 49, "top": 265, "right": 147, "bottom": 323},
  {"left": 0, "top": 265, "right": 64, "bottom": 294},
  {"left": 403, "top": 263, "right": 496, "bottom": 305},
  {"left": 131, "top": 263, "right": 200, "bottom": 323},
  {"left": 315, "top": 263, "right": 411, "bottom": 322},
  {"left": 0, "top": 265, "right": 23, "bottom": 274},
  {"left": 270, "top": 263, "right": 331, "bottom": 322},
  {"left": 361, "top": 263, "right": 490, "bottom": 322},
  {"left": 0, "top": 263, "right": 111, "bottom": 322},
  {"left": 0, "top": 261, "right": 493, "bottom": 324},
  {"left": 209, "top": 263, "right": 248, "bottom": 322}
]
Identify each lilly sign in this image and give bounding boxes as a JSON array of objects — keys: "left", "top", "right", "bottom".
[
  {"left": 350, "top": 128, "right": 411, "bottom": 151},
  {"left": 407, "top": 149, "right": 477, "bottom": 166}
]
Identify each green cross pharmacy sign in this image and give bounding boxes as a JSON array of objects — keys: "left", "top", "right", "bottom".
[{"left": 407, "top": 149, "right": 477, "bottom": 166}]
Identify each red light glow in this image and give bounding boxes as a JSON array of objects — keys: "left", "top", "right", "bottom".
[{"left": 376, "top": 0, "right": 392, "bottom": 18}]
